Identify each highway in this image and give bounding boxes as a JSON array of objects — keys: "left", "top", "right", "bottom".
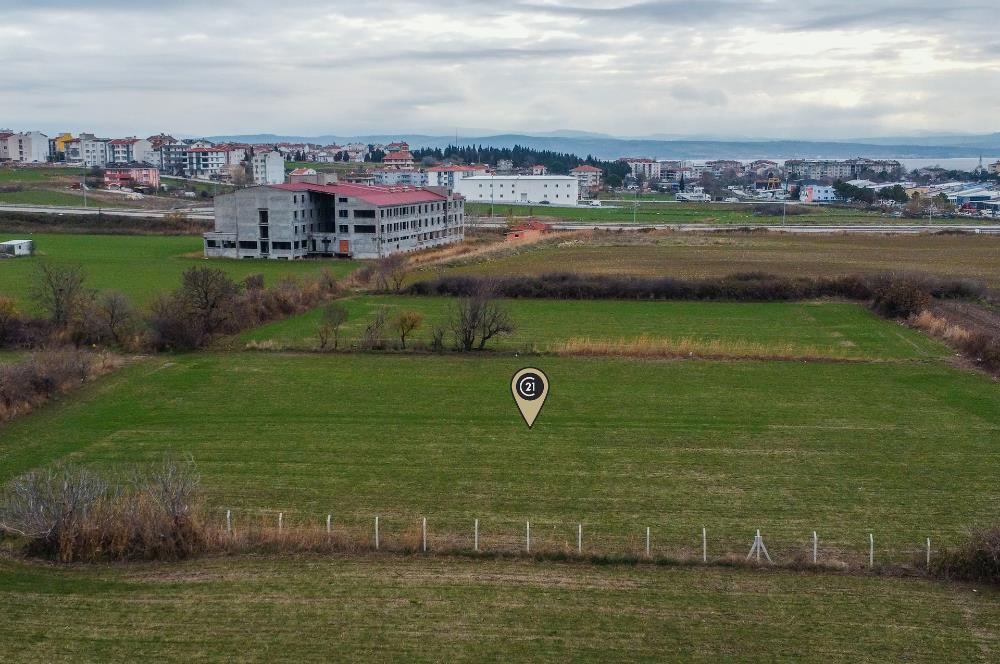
[{"left": 3, "top": 203, "right": 999, "bottom": 234}]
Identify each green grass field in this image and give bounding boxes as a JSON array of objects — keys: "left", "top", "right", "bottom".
[
  {"left": 467, "top": 202, "right": 892, "bottom": 225},
  {"left": 0, "top": 167, "right": 87, "bottom": 183},
  {"left": 2, "top": 555, "right": 997, "bottom": 662},
  {"left": 440, "top": 232, "right": 1000, "bottom": 286},
  {"left": 0, "top": 234, "right": 358, "bottom": 310},
  {"left": 2, "top": 352, "right": 997, "bottom": 560},
  {"left": 240, "top": 295, "right": 945, "bottom": 360},
  {"left": 0, "top": 190, "right": 135, "bottom": 207}
]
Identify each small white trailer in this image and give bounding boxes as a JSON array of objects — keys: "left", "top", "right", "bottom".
[{"left": 0, "top": 239, "right": 34, "bottom": 257}]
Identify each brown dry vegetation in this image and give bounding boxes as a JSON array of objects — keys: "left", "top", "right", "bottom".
[
  {"left": 435, "top": 230, "right": 1000, "bottom": 287},
  {"left": 552, "top": 335, "right": 862, "bottom": 362}
]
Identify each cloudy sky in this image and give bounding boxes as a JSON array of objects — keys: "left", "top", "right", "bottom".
[{"left": 2, "top": 0, "right": 998, "bottom": 139}]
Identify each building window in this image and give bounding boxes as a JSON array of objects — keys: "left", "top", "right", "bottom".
[
  {"left": 339, "top": 224, "right": 349, "bottom": 233},
  {"left": 238, "top": 241, "right": 257, "bottom": 250},
  {"left": 258, "top": 210, "right": 269, "bottom": 224},
  {"left": 353, "top": 209, "right": 376, "bottom": 218},
  {"left": 353, "top": 224, "right": 376, "bottom": 234},
  {"left": 339, "top": 210, "right": 348, "bottom": 218}
]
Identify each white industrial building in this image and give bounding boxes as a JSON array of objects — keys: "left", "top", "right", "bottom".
[
  {"left": 455, "top": 175, "right": 579, "bottom": 204},
  {"left": 0, "top": 239, "right": 34, "bottom": 257}
]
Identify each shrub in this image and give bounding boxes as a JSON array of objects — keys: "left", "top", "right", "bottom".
[
  {"left": 392, "top": 310, "right": 424, "bottom": 349},
  {"left": 871, "top": 279, "right": 931, "bottom": 319},
  {"left": 930, "top": 525, "right": 1000, "bottom": 584},
  {"left": 360, "top": 306, "right": 389, "bottom": 350},
  {"left": 316, "top": 302, "right": 349, "bottom": 350},
  {"left": 0, "top": 350, "right": 114, "bottom": 421},
  {"left": 0, "top": 456, "right": 204, "bottom": 562}
]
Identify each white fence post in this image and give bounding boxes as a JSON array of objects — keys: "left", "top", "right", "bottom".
[
  {"left": 326, "top": 514, "right": 332, "bottom": 534},
  {"left": 375, "top": 516, "right": 380, "bottom": 550},
  {"left": 926, "top": 537, "right": 931, "bottom": 569},
  {"left": 702, "top": 527, "right": 707, "bottom": 563},
  {"left": 646, "top": 527, "right": 651, "bottom": 558},
  {"left": 226, "top": 509, "right": 231, "bottom": 535},
  {"left": 422, "top": 517, "right": 427, "bottom": 553},
  {"left": 869, "top": 533, "right": 874, "bottom": 568},
  {"left": 526, "top": 521, "right": 531, "bottom": 553},
  {"left": 474, "top": 518, "right": 479, "bottom": 552},
  {"left": 577, "top": 524, "right": 582, "bottom": 555},
  {"left": 278, "top": 512, "right": 283, "bottom": 533},
  {"left": 813, "top": 531, "right": 817, "bottom": 564}
]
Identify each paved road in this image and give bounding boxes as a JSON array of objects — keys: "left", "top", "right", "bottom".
[
  {"left": 3, "top": 203, "right": 999, "bottom": 234},
  {"left": 0, "top": 204, "right": 214, "bottom": 220}
]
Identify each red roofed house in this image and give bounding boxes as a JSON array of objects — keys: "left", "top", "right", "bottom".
[
  {"left": 104, "top": 166, "right": 160, "bottom": 189},
  {"left": 505, "top": 220, "right": 551, "bottom": 243},
  {"left": 107, "top": 137, "right": 153, "bottom": 165},
  {"left": 206, "top": 182, "right": 466, "bottom": 259},
  {"left": 383, "top": 150, "right": 415, "bottom": 168},
  {"left": 570, "top": 164, "right": 603, "bottom": 193}
]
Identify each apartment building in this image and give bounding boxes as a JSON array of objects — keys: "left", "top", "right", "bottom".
[
  {"left": 252, "top": 150, "right": 285, "bottom": 185},
  {"left": 425, "top": 165, "right": 489, "bottom": 188},
  {"left": 106, "top": 138, "right": 154, "bottom": 165},
  {"left": 620, "top": 158, "right": 661, "bottom": 180},
  {"left": 785, "top": 158, "right": 903, "bottom": 180},
  {"left": 4, "top": 131, "right": 50, "bottom": 163},
  {"left": 104, "top": 166, "right": 160, "bottom": 189},
  {"left": 205, "top": 183, "right": 465, "bottom": 260},
  {"left": 373, "top": 169, "right": 428, "bottom": 187},
  {"left": 455, "top": 175, "right": 579, "bottom": 204},
  {"left": 570, "top": 165, "right": 602, "bottom": 194},
  {"left": 0, "top": 130, "right": 12, "bottom": 160},
  {"left": 186, "top": 147, "right": 232, "bottom": 177},
  {"left": 65, "top": 133, "right": 109, "bottom": 167}
]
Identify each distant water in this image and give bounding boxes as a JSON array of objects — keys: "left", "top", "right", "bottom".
[{"left": 896, "top": 157, "right": 999, "bottom": 171}]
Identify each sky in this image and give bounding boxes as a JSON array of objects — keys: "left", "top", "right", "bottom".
[{"left": 2, "top": 0, "right": 998, "bottom": 140}]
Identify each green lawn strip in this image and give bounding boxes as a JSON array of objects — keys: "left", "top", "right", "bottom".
[
  {"left": 0, "top": 190, "right": 134, "bottom": 208},
  {"left": 240, "top": 295, "right": 945, "bottom": 360},
  {"left": 0, "top": 167, "right": 88, "bottom": 184},
  {"left": 0, "top": 556, "right": 996, "bottom": 662},
  {"left": 0, "top": 353, "right": 996, "bottom": 558},
  {"left": 0, "top": 233, "right": 359, "bottom": 310}
]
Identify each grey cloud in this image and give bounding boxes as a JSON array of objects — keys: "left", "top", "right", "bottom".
[{"left": 669, "top": 84, "right": 728, "bottom": 107}]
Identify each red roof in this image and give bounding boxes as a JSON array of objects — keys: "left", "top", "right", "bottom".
[
  {"left": 188, "top": 147, "right": 230, "bottom": 153},
  {"left": 510, "top": 220, "right": 550, "bottom": 232},
  {"left": 108, "top": 138, "right": 139, "bottom": 145},
  {"left": 384, "top": 151, "right": 414, "bottom": 161},
  {"left": 425, "top": 165, "right": 485, "bottom": 172},
  {"left": 571, "top": 165, "right": 602, "bottom": 172},
  {"left": 271, "top": 182, "right": 448, "bottom": 206}
]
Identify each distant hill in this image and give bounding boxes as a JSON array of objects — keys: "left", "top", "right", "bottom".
[{"left": 205, "top": 133, "right": 1000, "bottom": 161}]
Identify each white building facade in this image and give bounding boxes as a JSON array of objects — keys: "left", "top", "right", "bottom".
[
  {"left": 6, "top": 132, "right": 50, "bottom": 163},
  {"left": 455, "top": 175, "right": 580, "bottom": 204},
  {"left": 252, "top": 150, "right": 285, "bottom": 185}
]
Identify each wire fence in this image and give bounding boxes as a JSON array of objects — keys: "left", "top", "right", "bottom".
[{"left": 214, "top": 507, "right": 941, "bottom": 572}]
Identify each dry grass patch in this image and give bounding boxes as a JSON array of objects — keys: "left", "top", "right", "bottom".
[{"left": 552, "top": 335, "right": 864, "bottom": 362}]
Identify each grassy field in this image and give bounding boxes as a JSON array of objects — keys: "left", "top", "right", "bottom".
[
  {"left": 1, "top": 352, "right": 997, "bottom": 560},
  {"left": 240, "top": 295, "right": 945, "bottom": 360},
  {"left": 1, "top": 555, "right": 997, "bottom": 662},
  {"left": 439, "top": 231, "right": 1000, "bottom": 286},
  {"left": 0, "top": 190, "right": 135, "bottom": 207},
  {"left": 466, "top": 202, "right": 894, "bottom": 225},
  {"left": 0, "top": 233, "right": 358, "bottom": 309},
  {"left": 0, "top": 167, "right": 87, "bottom": 183}
]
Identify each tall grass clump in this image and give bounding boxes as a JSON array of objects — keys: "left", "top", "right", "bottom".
[
  {"left": 0, "top": 349, "right": 121, "bottom": 421},
  {"left": 0, "top": 456, "right": 203, "bottom": 562},
  {"left": 930, "top": 526, "right": 1000, "bottom": 584},
  {"left": 553, "top": 336, "right": 856, "bottom": 362}
]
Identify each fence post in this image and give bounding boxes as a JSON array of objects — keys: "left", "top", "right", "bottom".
[
  {"left": 375, "top": 516, "right": 380, "bottom": 550},
  {"left": 474, "top": 518, "right": 479, "bottom": 552},
  {"left": 702, "top": 527, "right": 707, "bottom": 563},
  {"left": 326, "top": 514, "right": 332, "bottom": 534},
  {"left": 813, "top": 531, "right": 817, "bottom": 564},
  {"left": 646, "top": 527, "right": 651, "bottom": 558},
  {"left": 526, "top": 521, "right": 531, "bottom": 553},
  {"left": 226, "top": 509, "right": 231, "bottom": 535},
  {"left": 926, "top": 537, "right": 931, "bottom": 569},
  {"left": 278, "top": 512, "right": 283, "bottom": 533},
  {"left": 869, "top": 533, "right": 874, "bottom": 568},
  {"left": 577, "top": 524, "right": 582, "bottom": 555},
  {"left": 422, "top": 517, "right": 427, "bottom": 553}
]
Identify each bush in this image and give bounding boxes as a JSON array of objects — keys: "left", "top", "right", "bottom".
[
  {"left": 871, "top": 279, "right": 931, "bottom": 319},
  {"left": 930, "top": 526, "right": 1000, "bottom": 584},
  {"left": 0, "top": 456, "right": 204, "bottom": 562},
  {"left": 0, "top": 350, "right": 112, "bottom": 420}
]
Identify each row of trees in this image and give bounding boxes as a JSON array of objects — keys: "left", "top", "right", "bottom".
[
  {"left": 410, "top": 144, "right": 630, "bottom": 181},
  {"left": 12, "top": 263, "right": 340, "bottom": 352}
]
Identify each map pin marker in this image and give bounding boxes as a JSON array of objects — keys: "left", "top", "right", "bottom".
[{"left": 511, "top": 368, "right": 549, "bottom": 429}]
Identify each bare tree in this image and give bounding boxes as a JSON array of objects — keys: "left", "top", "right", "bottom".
[
  {"left": 360, "top": 306, "right": 389, "bottom": 350},
  {"left": 32, "top": 262, "right": 87, "bottom": 329},
  {"left": 0, "top": 463, "right": 106, "bottom": 560},
  {"left": 449, "top": 284, "right": 515, "bottom": 351},
  {"left": 392, "top": 310, "right": 424, "bottom": 349},
  {"left": 376, "top": 254, "right": 409, "bottom": 292},
  {"left": 317, "top": 302, "right": 349, "bottom": 350},
  {"left": 0, "top": 296, "right": 20, "bottom": 345},
  {"left": 93, "top": 291, "right": 138, "bottom": 346},
  {"left": 179, "top": 266, "right": 239, "bottom": 336}
]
